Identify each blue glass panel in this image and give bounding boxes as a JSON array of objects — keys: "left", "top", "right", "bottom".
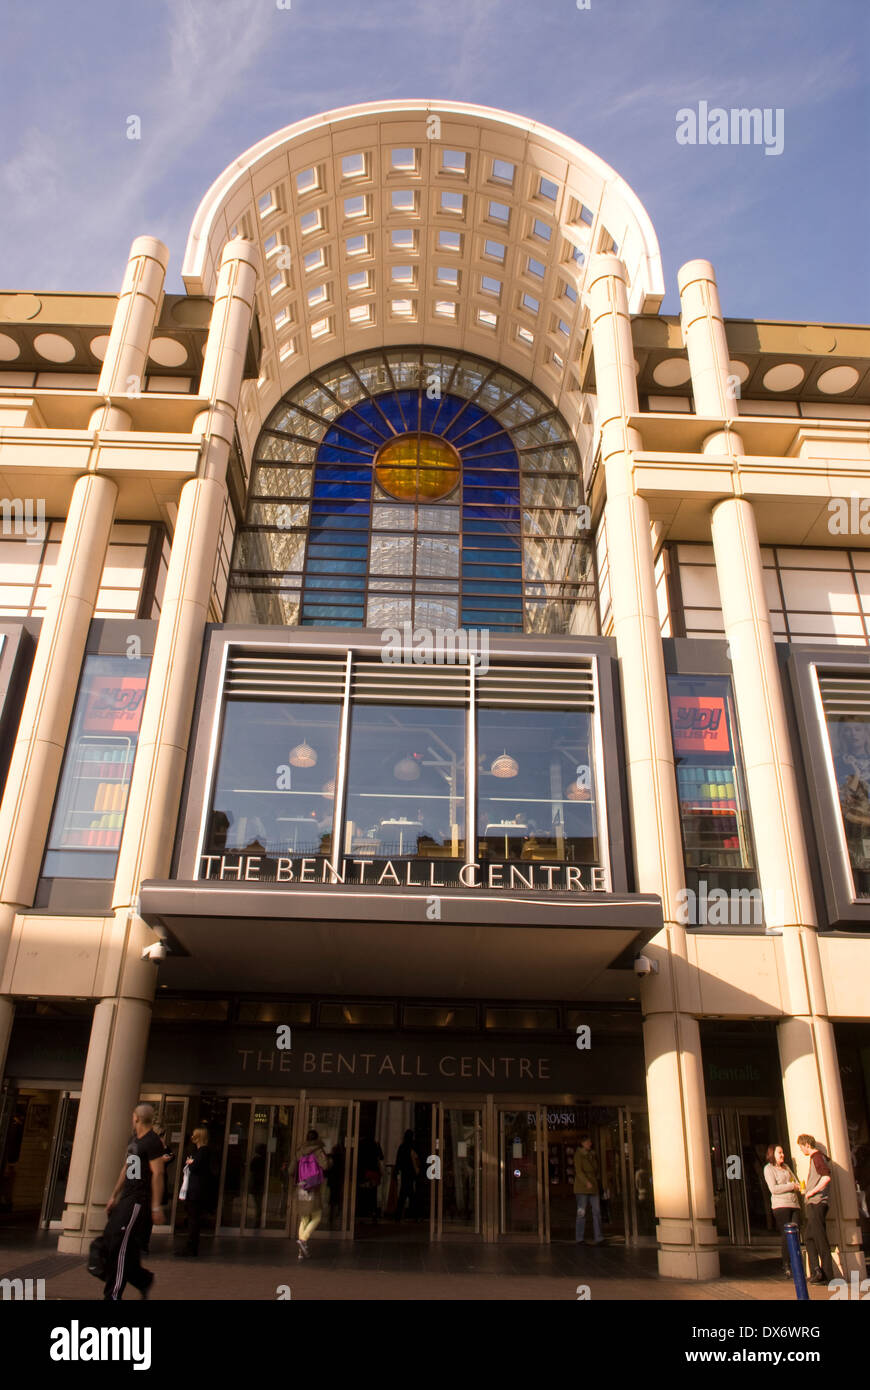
[
  {"left": 320, "top": 426, "right": 378, "bottom": 452},
  {"left": 463, "top": 486, "right": 521, "bottom": 505},
  {"left": 461, "top": 580, "right": 523, "bottom": 595},
  {"left": 461, "top": 563, "right": 522, "bottom": 580},
  {"left": 313, "top": 482, "right": 373, "bottom": 499},
  {"left": 458, "top": 594, "right": 523, "bottom": 612},
  {"left": 309, "top": 513, "right": 369, "bottom": 530},
  {"left": 463, "top": 550, "right": 522, "bottom": 566},
  {"left": 461, "top": 518, "right": 522, "bottom": 536},
  {"left": 418, "top": 394, "right": 444, "bottom": 432},
  {"left": 315, "top": 443, "right": 375, "bottom": 464},
  {"left": 459, "top": 446, "right": 517, "bottom": 466},
  {"left": 307, "top": 530, "right": 371, "bottom": 547},
  {"left": 306, "top": 559, "right": 368, "bottom": 574},
  {"left": 461, "top": 613, "right": 522, "bottom": 629},
  {"left": 462, "top": 506, "right": 519, "bottom": 523},
  {"left": 338, "top": 410, "right": 389, "bottom": 444},
  {"left": 314, "top": 466, "right": 373, "bottom": 482},
  {"left": 372, "top": 394, "right": 406, "bottom": 433},
  {"left": 304, "top": 576, "right": 366, "bottom": 591},
  {"left": 302, "top": 605, "right": 366, "bottom": 620},
  {"left": 462, "top": 532, "right": 522, "bottom": 550},
  {"left": 444, "top": 402, "right": 488, "bottom": 440},
  {"left": 307, "top": 543, "right": 369, "bottom": 560},
  {"left": 310, "top": 502, "right": 371, "bottom": 516},
  {"left": 430, "top": 395, "right": 466, "bottom": 432},
  {"left": 301, "top": 619, "right": 360, "bottom": 627},
  {"left": 395, "top": 390, "right": 418, "bottom": 430},
  {"left": 453, "top": 421, "right": 505, "bottom": 448}
]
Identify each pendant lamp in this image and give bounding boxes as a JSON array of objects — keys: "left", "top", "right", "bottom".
[{"left": 289, "top": 741, "right": 317, "bottom": 768}]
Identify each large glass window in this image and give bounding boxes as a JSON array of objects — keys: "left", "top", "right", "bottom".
[
  {"left": 226, "top": 348, "right": 596, "bottom": 636},
  {"left": 198, "top": 651, "right": 611, "bottom": 887},
  {"left": 43, "top": 655, "right": 150, "bottom": 879},
  {"left": 344, "top": 703, "right": 466, "bottom": 859},
  {"left": 819, "top": 681, "right": 870, "bottom": 900},
  {"left": 476, "top": 706, "right": 598, "bottom": 866},
  {"left": 205, "top": 700, "right": 341, "bottom": 862},
  {"left": 667, "top": 675, "right": 758, "bottom": 904}
]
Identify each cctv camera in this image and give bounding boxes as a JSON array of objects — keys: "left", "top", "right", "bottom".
[
  {"left": 633, "top": 954, "right": 658, "bottom": 977},
  {"left": 140, "top": 941, "right": 167, "bottom": 963}
]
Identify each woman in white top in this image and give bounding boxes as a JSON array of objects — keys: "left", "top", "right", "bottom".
[{"left": 763, "top": 1143, "right": 801, "bottom": 1276}]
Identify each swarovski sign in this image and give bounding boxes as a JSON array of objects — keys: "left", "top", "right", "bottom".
[{"left": 198, "top": 853, "right": 610, "bottom": 893}]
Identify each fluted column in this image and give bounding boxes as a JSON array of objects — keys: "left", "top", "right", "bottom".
[
  {"left": 59, "top": 239, "right": 257, "bottom": 1252},
  {"left": 679, "top": 258, "right": 863, "bottom": 1276},
  {"left": 588, "top": 253, "right": 718, "bottom": 1278}
]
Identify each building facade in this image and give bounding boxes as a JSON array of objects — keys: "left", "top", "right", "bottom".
[{"left": 0, "top": 100, "right": 868, "bottom": 1279}]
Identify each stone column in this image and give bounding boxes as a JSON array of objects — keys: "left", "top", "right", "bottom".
[
  {"left": 89, "top": 236, "right": 170, "bottom": 431},
  {"left": 587, "top": 253, "right": 718, "bottom": 1278},
  {"left": 58, "top": 240, "right": 257, "bottom": 1252},
  {"left": 0, "top": 238, "right": 168, "bottom": 1093},
  {"left": 679, "top": 258, "right": 863, "bottom": 1276}
]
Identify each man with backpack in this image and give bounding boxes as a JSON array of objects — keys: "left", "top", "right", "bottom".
[{"left": 294, "top": 1128, "right": 329, "bottom": 1259}]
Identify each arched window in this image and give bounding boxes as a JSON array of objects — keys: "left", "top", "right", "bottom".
[{"left": 227, "top": 348, "right": 595, "bottom": 634}]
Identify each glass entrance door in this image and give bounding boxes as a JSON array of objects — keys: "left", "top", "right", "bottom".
[
  {"left": 431, "top": 1105, "right": 482, "bottom": 1238},
  {"left": 707, "top": 1108, "right": 781, "bottom": 1244},
  {"left": 498, "top": 1107, "right": 545, "bottom": 1239},
  {"left": 218, "top": 1100, "right": 297, "bottom": 1233},
  {"left": 45, "top": 1094, "right": 80, "bottom": 1227},
  {"left": 302, "top": 1100, "right": 358, "bottom": 1237}
]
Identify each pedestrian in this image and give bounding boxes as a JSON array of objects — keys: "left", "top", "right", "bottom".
[
  {"left": 101, "top": 1102, "right": 166, "bottom": 1300},
  {"left": 293, "top": 1128, "right": 329, "bottom": 1259},
  {"left": 574, "top": 1134, "right": 604, "bottom": 1245},
  {"left": 797, "top": 1134, "right": 835, "bottom": 1283},
  {"left": 393, "top": 1129, "right": 421, "bottom": 1222},
  {"left": 175, "top": 1127, "right": 211, "bottom": 1257},
  {"left": 763, "top": 1143, "right": 801, "bottom": 1276}
]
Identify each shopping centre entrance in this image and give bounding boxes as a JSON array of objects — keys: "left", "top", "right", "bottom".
[{"left": 199, "top": 1094, "right": 656, "bottom": 1244}]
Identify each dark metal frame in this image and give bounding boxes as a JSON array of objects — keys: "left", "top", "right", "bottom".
[{"left": 787, "top": 644, "right": 870, "bottom": 929}]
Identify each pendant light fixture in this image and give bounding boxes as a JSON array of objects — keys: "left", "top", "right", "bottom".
[
  {"left": 289, "top": 741, "right": 317, "bottom": 768},
  {"left": 490, "top": 751, "right": 519, "bottom": 779},
  {"left": 321, "top": 778, "right": 335, "bottom": 798},
  {"left": 393, "top": 753, "right": 422, "bottom": 782},
  {"left": 566, "top": 780, "right": 591, "bottom": 801}
]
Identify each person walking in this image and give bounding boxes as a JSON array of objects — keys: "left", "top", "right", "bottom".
[
  {"left": 797, "top": 1134, "right": 835, "bottom": 1283},
  {"left": 763, "top": 1143, "right": 801, "bottom": 1276},
  {"left": 101, "top": 1103, "right": 166, "bottom": 1300},
  {"left": 175, "top": 1127, "right": 211, "bottom": 1257},
  {"left": 574, "top": 1135, "right": 603, "bottom": 1245},
  {"left": 393, "top": 1129, "right": 421, "bottom": 1222},
  {"left": 293, "top": 1129, "right": 329, "bottom": 1259}
]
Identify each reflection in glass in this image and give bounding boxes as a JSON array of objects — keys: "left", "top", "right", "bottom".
[
  {"left": 205, "top": 700, "right": 340, "bottom": 862},
  {"left": 345, "top": 704, "right": 466, "bottom": 858},
  {"left": 476, "top": 707, "right": 598, "bottom": 865},
  {"left": 43, "top": 654, "right": 150, "bottom": 879},
  {"left": 826, "top": 715, "right": 870, "bottom": 898}
]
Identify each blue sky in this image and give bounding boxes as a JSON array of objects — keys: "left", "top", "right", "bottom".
[{"left": 1, "top": 0, "right": 867, "bottom": 320}]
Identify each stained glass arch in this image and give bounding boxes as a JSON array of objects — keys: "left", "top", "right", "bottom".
[{"left": 227, "top": 347, "right": 596, "bottom": 635}]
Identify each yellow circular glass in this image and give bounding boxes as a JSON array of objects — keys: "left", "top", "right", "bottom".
[{"left": 374, "top": 432, "right": 461, "bottom": 503}]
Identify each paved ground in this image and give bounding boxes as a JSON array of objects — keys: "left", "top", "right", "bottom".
[{"left": 0, "top": 1226, "right": 844, "bottom": 1301}]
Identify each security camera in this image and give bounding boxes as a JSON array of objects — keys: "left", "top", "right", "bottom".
[
  {"left": 140, "top": 941, "right": 167, "bottom": 963},
  {"left": 633, "top": 954, "right": 658, "bottom": 976}
]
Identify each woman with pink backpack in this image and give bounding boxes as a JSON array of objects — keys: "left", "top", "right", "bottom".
[{"left": 293, "top": 1129, "right": 329, "bottom": 1259}]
